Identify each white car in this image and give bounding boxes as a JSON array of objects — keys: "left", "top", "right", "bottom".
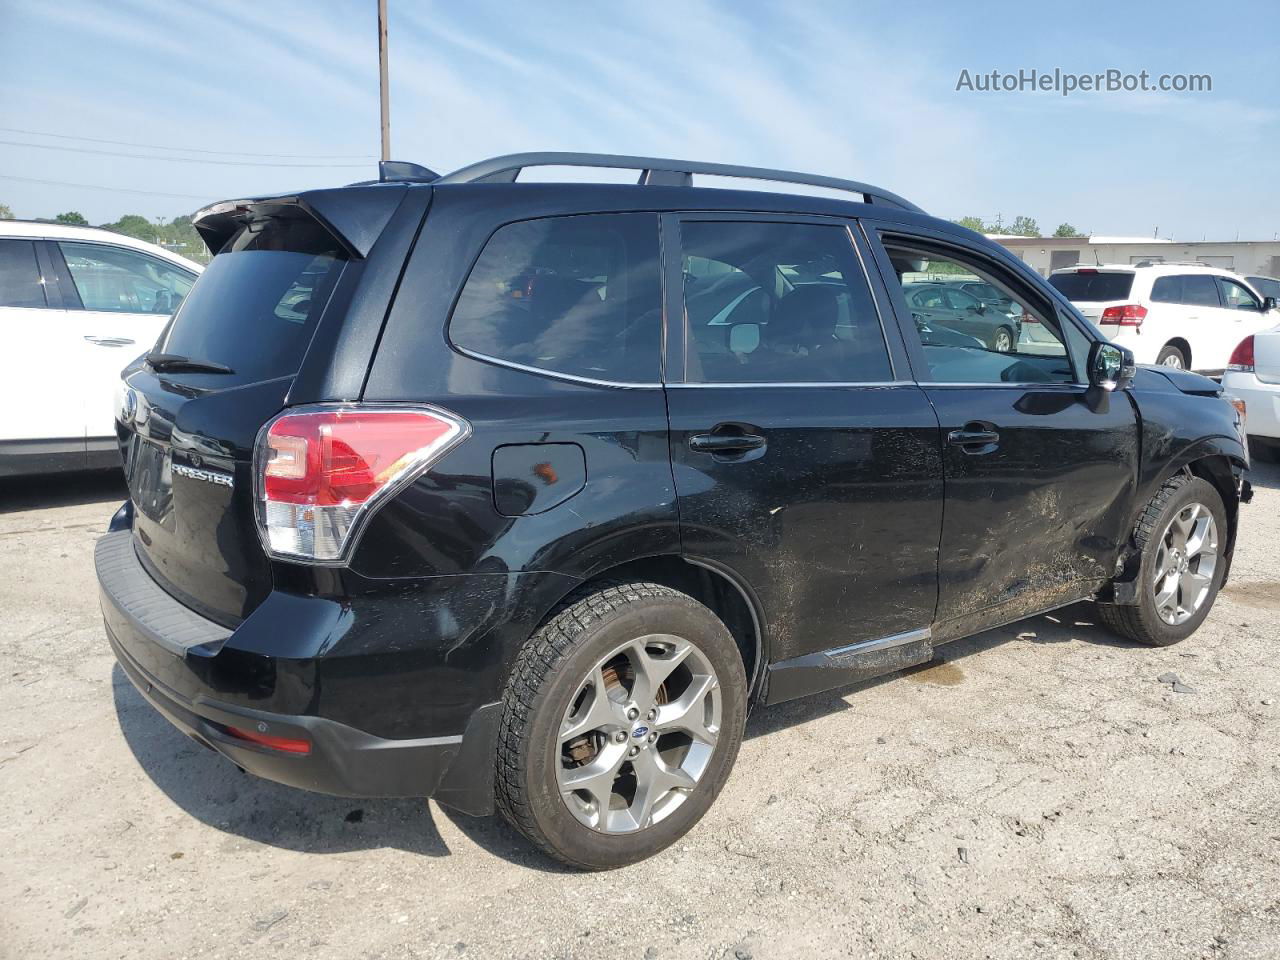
[
  {"left": 1048, "top": 262, "right": 1279, "bottom": 374},
  {"left": 0, "top": 220, "right": 201, "bottom": 476},
  {"left": 1222, "top": 325, "right": 1280, "bottom": 463}
]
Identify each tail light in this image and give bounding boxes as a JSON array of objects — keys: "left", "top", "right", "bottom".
[
  {"left": 1098, "top": 304, "right": 1147, "bottom": 327},
  {"left": 1228, "top": 335, "right": 1255, "bottom": 372},
  {"left": 255, "top": 405, "right": 469, "bottom": 563}
]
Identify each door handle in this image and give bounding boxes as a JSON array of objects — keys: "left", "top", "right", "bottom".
[
  {"left": 948, "top": 424, "right": 1000, "bottom": 454},
  {"left": 689, "top": 433, "right": 766, "bottom": 453},
  {"left": 84, "top": 336, "right": 137, "bottom": 347}
]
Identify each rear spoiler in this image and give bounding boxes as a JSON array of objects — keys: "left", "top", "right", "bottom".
[{"left": 192, "top": 183, "right": 413, "bottom": 259}]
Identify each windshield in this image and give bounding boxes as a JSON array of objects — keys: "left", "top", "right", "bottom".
[
  {"left": 1048, "top": 271, "right": 1134, "bottom": 302},
  {"left": 152, "top": 215, "right": 346, "bottom": 384}
]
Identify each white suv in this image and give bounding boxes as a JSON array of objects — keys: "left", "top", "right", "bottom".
[
  {"left": 1048, "top": 262, "right": 1279, "bottom": 374},
  {"left": 0, "top": 220, "right": 202, "bottom": 476}
]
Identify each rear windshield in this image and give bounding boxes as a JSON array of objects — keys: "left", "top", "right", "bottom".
[
  {"left": 152, "top": 215, "right": 346, "bottom": 383},
  {"left": 1048, "top": 271, "right": 1134, "bottom": 302}
]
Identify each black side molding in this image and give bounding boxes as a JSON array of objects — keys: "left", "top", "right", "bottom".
[{"left": 764, "top": 628, "right": 933, "bottom": 705}]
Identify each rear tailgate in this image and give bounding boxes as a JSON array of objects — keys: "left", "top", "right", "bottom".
[
  {"left": 117, "top": 191, "right": 413, "bottom": 625},
  {"left": 1254, "top": 327, "right": 1280, "bottom": 385}
]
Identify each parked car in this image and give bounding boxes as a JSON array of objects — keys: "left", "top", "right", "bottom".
[
  {"left": 1048, "top": 262, "right": 1279, "bottom": 374},
  {"left": 901, "top": 280, "right": 1021, "bottom": 351},
  {"left": 0, "top": 220, "right": 201, "bottom": 476},
  {"left": 98, "top": 153, "right": 1250, "bottom": 870},
  {"left": 1245, "top": 275, "right": 1280, "bottom": 301},
  {"left": 1222, "top": 324, "right": 1280, "bottom": 462}
]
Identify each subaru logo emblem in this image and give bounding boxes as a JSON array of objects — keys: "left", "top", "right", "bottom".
[
  {"left": 121, "top": 388, "right": 137, "bottom": 423},
  {"left": 632, "top": 725, "right": 649, "bottom": 739}
]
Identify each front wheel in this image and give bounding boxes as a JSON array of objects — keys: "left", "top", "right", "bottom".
[
  {"left": 495, "top": 582, "right": 747, "bottom": 869},
  {"left": 1096, "top": 474, "right": 1227, "bottom": 645},
  {"left": 992, "top": 326, "right": 1014, "bottom": 352}
]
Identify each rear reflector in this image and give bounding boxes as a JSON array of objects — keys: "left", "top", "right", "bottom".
[
  {"left": 226, "top": 726, "right": 312, "bottom": 754},
  {"left": 1228, "top": 335, "right": 1255, "bottom": 372},
  {"left": 255, "top": 405, "right": 469, "bottom": 563},
  {"left": 1099, "top": 304, "right": 1147, "bottom": 327}
]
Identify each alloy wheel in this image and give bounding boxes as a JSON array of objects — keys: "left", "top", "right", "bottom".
[
  {"left": 557, "top": 634, "right": 721, "bottom": 833},
  {"left": 1151, "top": 502, "right": 1218, "bottom": 625}
]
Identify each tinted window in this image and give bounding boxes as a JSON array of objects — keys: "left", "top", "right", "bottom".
[
  {"left": 1048, "top": 271, "right": 1134, "bottom": 302},
  {"left": 0, "top": 239, "right": 48, "bottom": 308},
  {"left": 450, "top": 213, "right": 662, "bottom": 382},
  {"left": 1150, "top": 275, "right": 1182, "bottom": 303},
  {"left": 58, "top": 242, "right": 195, "bottom": 315},
  {"left": 885, "top": 242, "right": 1074, "bottom": 385},
  {"left": 680, "top": 221, "right": 891, "bottom": 384},
  {"left": 153, "top": 215, "right": 345, "bottom": 384},
  {"left": 1247, "top": 277, "right": 1280, "bottom": 299},
  {"left": 1217, "top": 277, "right": 1261, "bottom": 311},
  {"left": 1181, "top": 274, "right": 1220, "bottom": 307}
]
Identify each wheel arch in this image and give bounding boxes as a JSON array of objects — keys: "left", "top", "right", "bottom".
[{"left": 540, "top": 553, "right": 768, "bottom": 704}]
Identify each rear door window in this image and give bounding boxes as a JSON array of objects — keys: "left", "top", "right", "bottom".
[
  {"left": 0, "top": 239, "right": 48, "bottom": 308},
  {"left": 449, "top": 213, "right": 662, "bottom": 382},
  {"left": 152, "top": 215, "right": 346, "bottom": 384},
  {"left": 57, "top": 242, "right": 195, "bottom": 315},
  {"left": 678, "top": 220, "right": 891, "bottom": 383},
  {"left": 1181, "top": 274, "right": 1221, "bottom": 307},
  {"left": 1048, "top": 271, "right": 1134, "bottom": 302}
]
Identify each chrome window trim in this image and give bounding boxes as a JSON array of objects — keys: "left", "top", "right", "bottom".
[
  {"left": 666, "top": 380, "right": 913, "bottom": 389},
  {"left": 915, "top": 380, "right": 1082, "bottom": 389},
  {"left": 451, "top": 344, "right": 663, "bottom": 389},
  {"left": 824, "top": 627, "right": 932, "bottom": 661}
]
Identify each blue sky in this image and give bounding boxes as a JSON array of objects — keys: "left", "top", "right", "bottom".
[{"left": 1, "top": 0, "right": 1276, "bottom": 239}]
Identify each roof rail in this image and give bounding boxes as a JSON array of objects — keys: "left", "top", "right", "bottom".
[{"left": 434, "top": 152, "right": 923, "bottom": 213}]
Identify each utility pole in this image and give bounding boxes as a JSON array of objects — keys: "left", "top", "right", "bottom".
[{"left": 378, "top": 0, "right": 391, "bottom": 162}]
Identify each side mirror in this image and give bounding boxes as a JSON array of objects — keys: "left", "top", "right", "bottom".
[
  {"left": 1089, "top": 341, "right": 1136, "bottom": 392},
  {"left": 1265, "top": 296, "right": 1278, "bottom": 312}
]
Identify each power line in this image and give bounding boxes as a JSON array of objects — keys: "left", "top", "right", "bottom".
[
  {"left": 0, "top": 138, "right": 372, "bottom": 168},
  {"left": 0, "top": 173, "right": 217, "bottom": 201},
  {"left": 0, "top": 126, "right": 374, "bottom": 161}
]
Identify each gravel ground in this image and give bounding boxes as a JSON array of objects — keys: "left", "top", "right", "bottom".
[{"left": 2, "top": 464, "right": 1278, "bottom": 960}]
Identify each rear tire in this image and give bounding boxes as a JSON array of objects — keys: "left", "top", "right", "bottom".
[
  {"left": 495, "top": 582, "right": 747, "bottom": 870},
  {"left": 992, "top": 326, "right": 1014, "bottom": 352},
  {"left": 1156, "top": 344, "right": 1187, "bottom": 368},
  {"left": 1249, "top": 436, "right": 1280, "bottom": 464},
  {"left": 1095, "top": 474, "right": 1227, "bottom": 646}
]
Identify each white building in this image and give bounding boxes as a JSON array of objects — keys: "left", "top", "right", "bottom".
[{"left": 991, "top": 235, "right": 1280, "bottom": 280}]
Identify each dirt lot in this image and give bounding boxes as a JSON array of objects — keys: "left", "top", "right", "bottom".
[{"left": 2, "top": 464, "right": 1279, "bottom": 960}]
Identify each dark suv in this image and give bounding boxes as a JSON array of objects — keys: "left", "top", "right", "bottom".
[{"left": 97, "top": 153, "right": 1251, "bottom": 869}]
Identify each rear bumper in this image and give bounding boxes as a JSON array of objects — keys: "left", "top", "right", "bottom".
[
  {"left": 108, "top": 622, "right": 463, "bottom": 797},
  {"left": 97, "top": 526, "right": 513, "bottom": 811},
  {"left": 1222, "top": 370, "right": 1280, "bottom": 441}
]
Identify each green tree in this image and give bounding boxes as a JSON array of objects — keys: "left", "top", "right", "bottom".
[
  {"left": 1053, "top": 222, "right": 1082, "bottom": 237},
  {"left": 0, "top": 202, "right": 13, "bottom": 219},
  {"left": 953, "top": 215, "right": 987, "bottom": 232},
  {"left": 103, "top": 214, "right": 156, "bottom": 241},
  {"left": 55, "top": 211, "right": 88, "bottom": 225},
  {"left": 1009, "top": 215, "right": 1040, "bottom": 237}
]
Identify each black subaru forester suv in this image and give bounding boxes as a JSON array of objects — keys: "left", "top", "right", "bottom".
[{"left": 98, "top": 153, "right": 1250, "bottom": 869}]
